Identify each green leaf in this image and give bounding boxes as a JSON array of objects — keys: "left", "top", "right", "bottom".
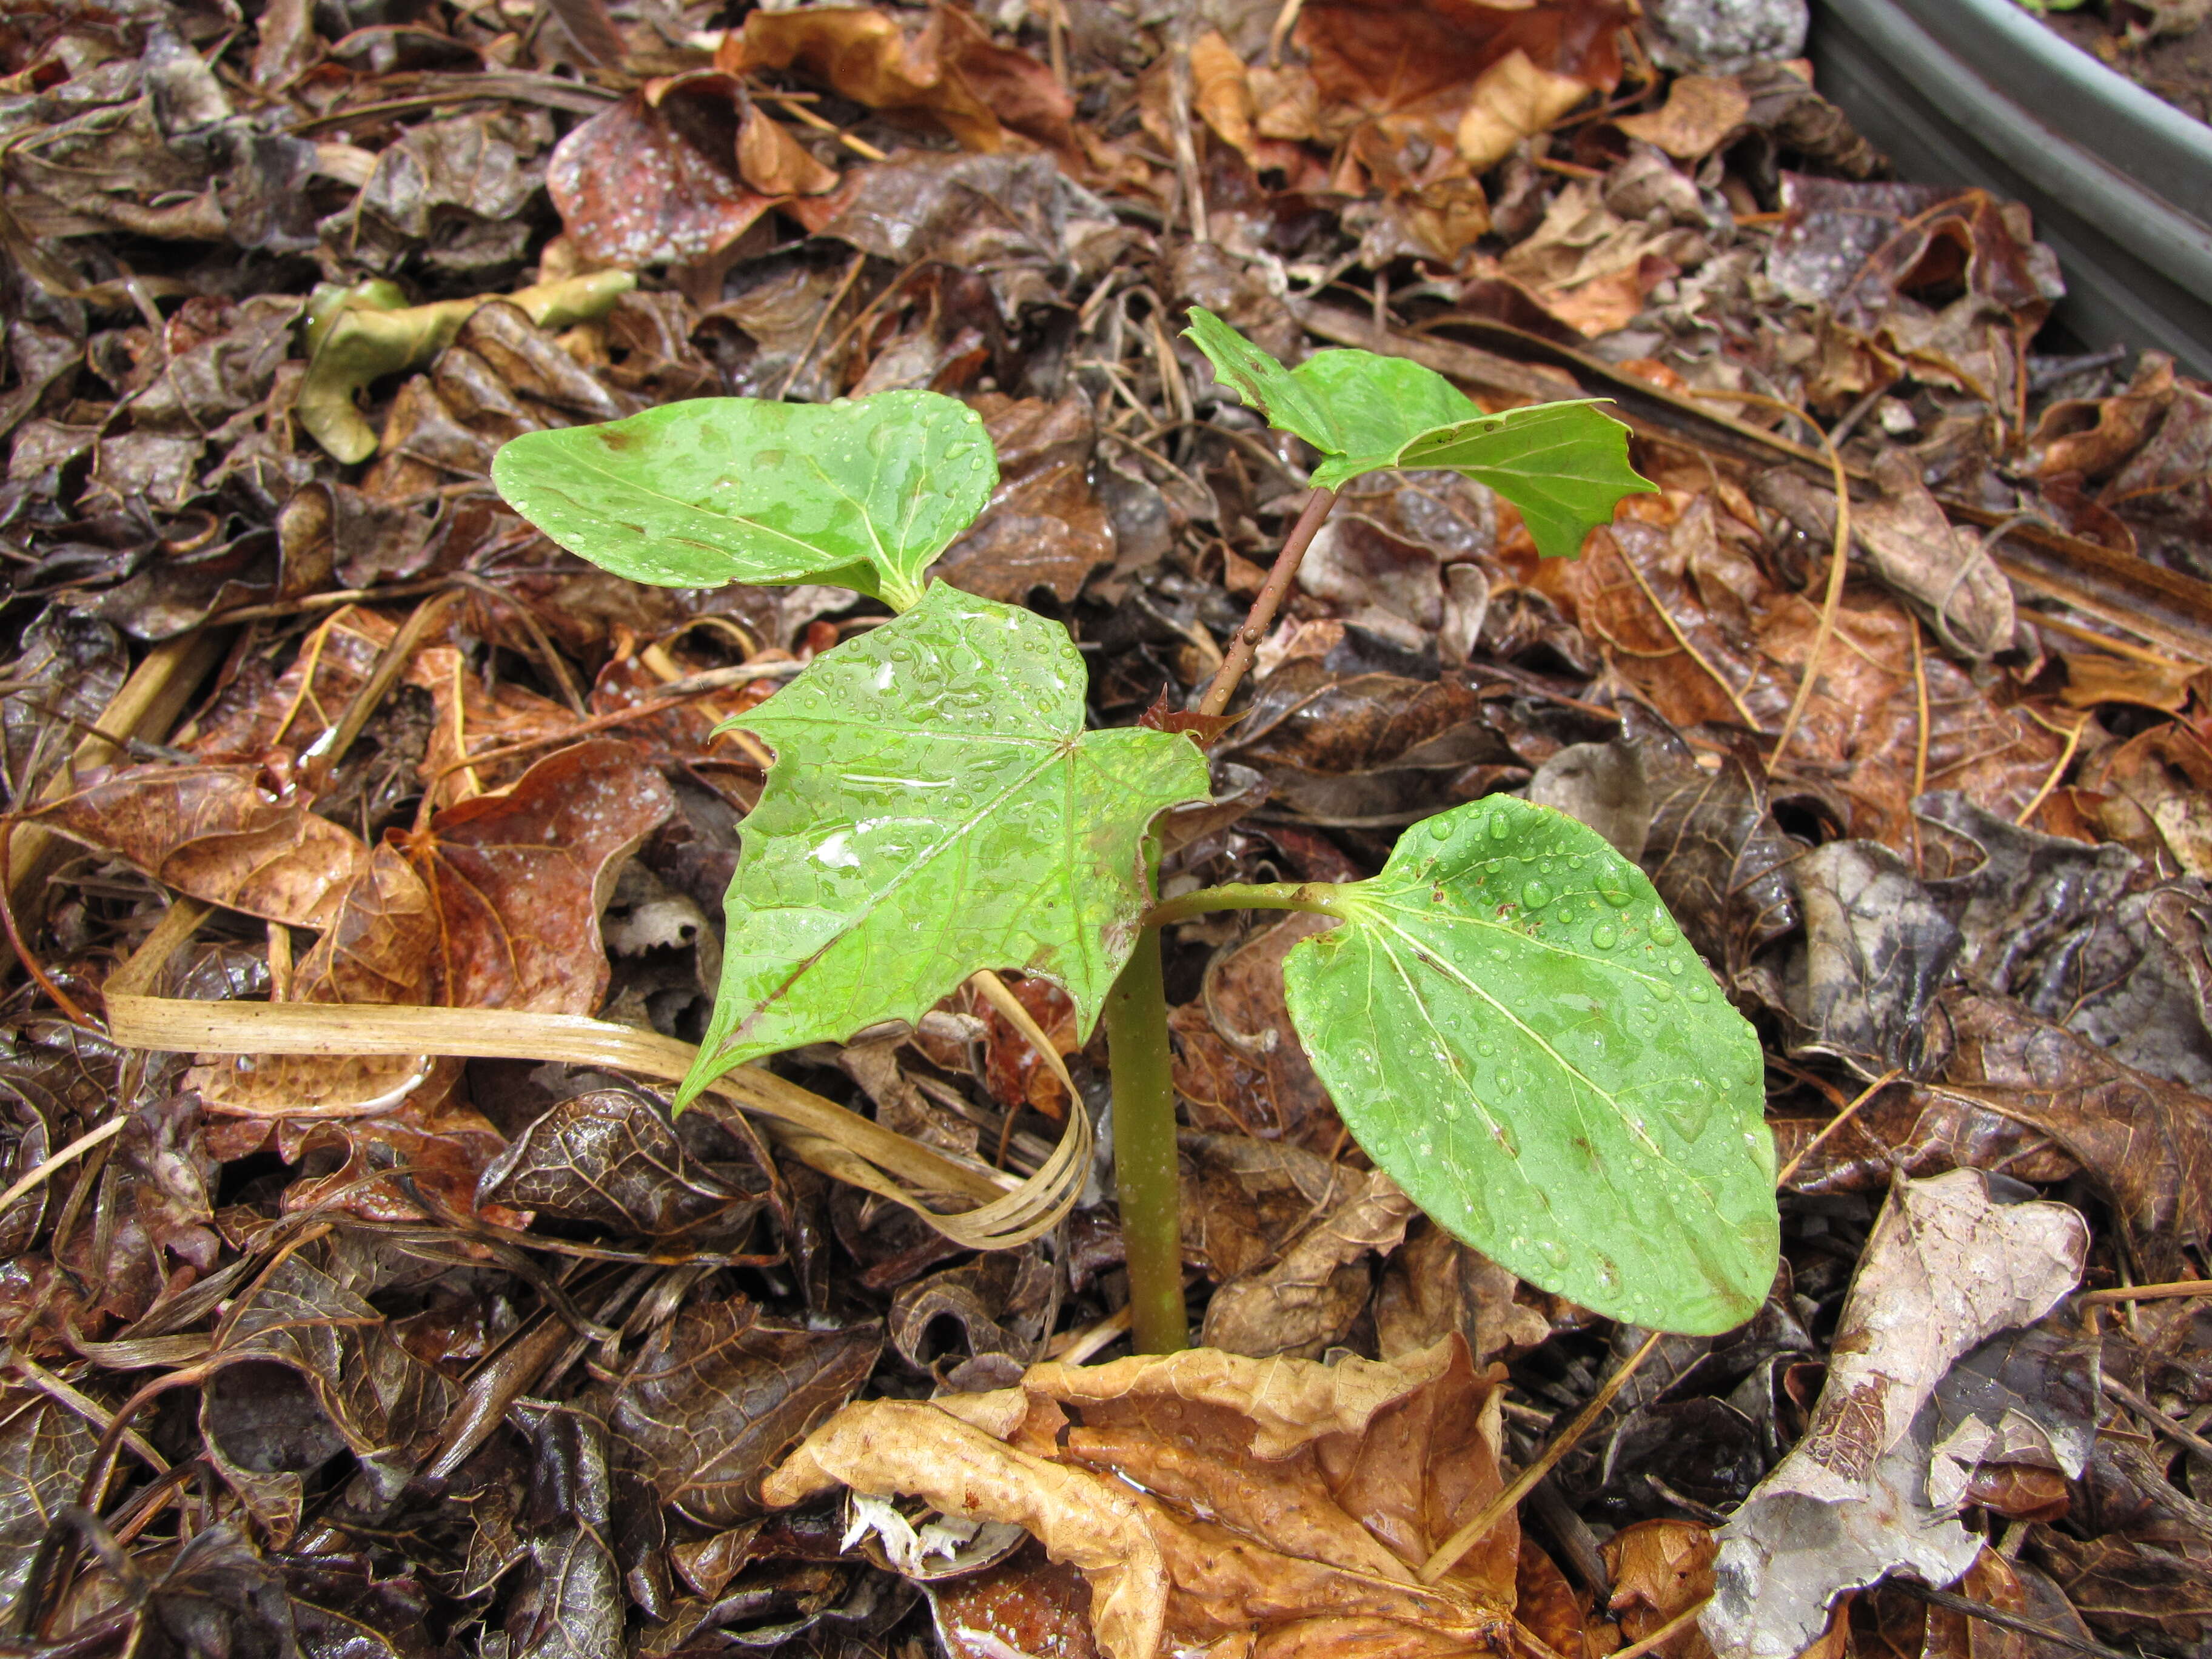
[
  {"left": 1396, "top": 401, "right": 1657, "bottom": 560},
  {"left": 1182, "top": 307, "right": 1476, "bottom": 483},
  {"left": 677, "top": 583, "right": 1212, "bottom": 1108},
  {"left": 1181, "top": 306, "right": 1655, "bottom": 558},
  {"left": 489, "top": 392, "right": 997, "bottom": 611},
  {"left": 1281, "top": 797, "right": 1778, "bottom": 1333}
]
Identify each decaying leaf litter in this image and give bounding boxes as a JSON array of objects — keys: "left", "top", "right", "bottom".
[{"left": 3, "top": 0, "right": 2212, "bottom": 1656}]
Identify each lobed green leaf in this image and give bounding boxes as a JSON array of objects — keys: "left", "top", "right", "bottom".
[
  {"left": 489, "top": 392, "right": 997, "bottom": 611},
  {"left": 1182, "top": 307, "right": 1655, "bottom": 557},
  {"left": 1281, "top": 796, "right": 1778, "bottom": 1333},
  {"left": 677, "top": 583, "right": 1212, "bottom": 1110}
]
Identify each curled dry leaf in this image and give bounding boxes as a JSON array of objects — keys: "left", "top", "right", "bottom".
[
  {"left": 1456, "top": 49, "right": 1592, "bottom": 171},
  {"left": 719, "top": 5, "right": 1071, "bottom": 155},
  {"left": 1705, "top": 1170, "right": 2088, "bottom": 1659},
  {"left": 736, "top": 104, "right": 838, "bottom": 197},
  {"left": 1190, "top": 30, "right": 1259, "bottom": 164},
  {"left": 1199, "top": 1167, "right": 1418, "bottom": 1359},
  {"left": 404, "top": 738, "right": 674, "bottom": 1014},
  {"left": 763, "top": 1338, "right": 1518, "bottom": 1659}
]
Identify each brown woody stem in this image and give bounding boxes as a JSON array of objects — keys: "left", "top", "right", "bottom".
[{"left": 1194, "top": 485, "right": 1339, "bottom": 718}]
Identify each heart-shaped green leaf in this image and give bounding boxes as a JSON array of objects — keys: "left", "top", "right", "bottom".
[
  {"left": 489, "top": 392, "right": 997, "bottom": 611},
  {"left": 1281, "top": 796, "right": 1778, "bottom": 1333},
  {"left": 1182, "top": 307, "right": 1654, "bottom": 558},
  {"left": 677, "top": 583, "right": 1212, "bottom": 1109}
]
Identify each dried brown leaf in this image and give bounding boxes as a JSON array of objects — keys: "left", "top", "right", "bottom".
[
  {"left": 1934, "top": 988, "right": 2212, "bottom": 1279},
  {"left": 33, "top": 765, "right": 373, "bottom": 929},
  {"left": 1612, "top": 75, "right": 1749, "bottom": 160},
  {"left": 612, "top": 1293, "right": 882, "bottom": 1526},
  {"left": 766, "top": 1339, "right": 1514, "bottom": 1659},
  {"left": 1706, "top": 1171, "right": 2087, "bottom": 1659},
  {"left": 548, "top": 79, "right": 776, "bottom": 267},
  {"left": 403, "top": 738, "right": 674, "bottom": 1014}
]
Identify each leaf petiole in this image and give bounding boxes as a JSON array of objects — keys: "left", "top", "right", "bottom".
[{"left": 1142, "top": 881, "right": 1349, "bottom": 927}]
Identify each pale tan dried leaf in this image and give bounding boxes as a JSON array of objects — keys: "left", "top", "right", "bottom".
[
  {"left": 736, "top": 106, "right": 840, "bottom": 196},
  {"left": 1455, "top": 49, "right": 1589, "bottom": 171},
  {"left": 1018, "top": 1338, "right": 1456, "bottom": 1459},
  {"left": 1613, "top": 75, "right": 1751, "bottom": 160},
  {"left": 761, "top": 1401, "right": 1168, "bottom": 1659},
  {"left": 764, "top": 1340, "right": 1513, "bottom": 1659},
  {"left": 1191, "top": 30, "right": 1258, "bottom": 164}
]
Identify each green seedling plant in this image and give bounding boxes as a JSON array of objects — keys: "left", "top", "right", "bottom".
[{"left": 491, "top": 309, "right": 1780, "bottom": 1352}]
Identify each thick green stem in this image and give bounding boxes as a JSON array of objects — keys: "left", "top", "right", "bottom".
[
  {"left": 1105, "top": 925, "right": 1187, "bottom": 1353},
  {"left": 1143, "top": 881, "right": 1348, "bottom": 928}
]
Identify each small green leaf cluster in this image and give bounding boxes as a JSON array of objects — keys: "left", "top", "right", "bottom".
[{"left": 491, "top": 313, "right": 1778, "bottom": 1335}]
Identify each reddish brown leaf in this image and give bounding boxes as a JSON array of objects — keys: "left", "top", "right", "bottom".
[
  {"left": 548, "top": 78, "right": 777, "bottom": 267},
  {"left": 934, "top": 395, "right": 1116, "bottom": 605},
  {"left": 403, "top": 738, "right": 674, "bottom": 1014},
  {"left": 931, "top": 1539, "right": 1101, "bottom": 1659},
  {"left": 34, "top": 765, "right": 373, "bottom": 929},
  {"left": 1170, "top": 915, "right": 1344, "bottom": 1150}
]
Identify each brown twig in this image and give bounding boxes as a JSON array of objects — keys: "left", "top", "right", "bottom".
[
  {"left": 1418, "top": 1329, "right": 1663, "bottom": 1583},
  {"left": 2101, "top": 1369, "right": 2212, "bottom": 1461},
  {"left": 0, "top": 820, "right": 96, "bottom": 1028},
  {"left": 1892, "top": 1583, "right": 2140, "bottom": 1659},
  {"left": 1606, "top": 1602, "right": 1709, "bottom": 1659},
  {"left": 1195, "top": 485, "right": 1339, "bottom": 717},
  {"left": 2076, "top": 1279, "right": 2212, "bottom": 1305},
  {"left": 1774, "top": 1068, "right": 1903, "bottom": 1188}
]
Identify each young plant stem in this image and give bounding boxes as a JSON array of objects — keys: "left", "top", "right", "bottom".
[
  {"left": 1099, "top": 493, "right": 1349, "bottom": 1355},
  {"left": 1104, "top": 926, "right": 1188, "bottom": 1353},
  {"left": 1194, "top": 484, "right": 1339, "bottom": 717},
  {"left": 1100, "top": 479, "right": 1356, "bottom": 1351},
  {"left": 1144, "top": 880, "right": 1347, "bottom": 928}
]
